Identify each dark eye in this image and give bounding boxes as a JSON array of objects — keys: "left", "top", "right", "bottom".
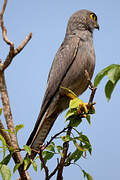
[{"left": 90, "top": 13, "right": 97, "bottom": 21}]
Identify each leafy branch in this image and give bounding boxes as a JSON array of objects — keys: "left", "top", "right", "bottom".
[
  {"left": 24, "top": 70, "right": 96, "bottom": 180},
  {"left": 0, "top": 0, "right": 32, "bottom": 179},
  {"left": 94, "top": 64, "right": 120, "bottom": 101}
]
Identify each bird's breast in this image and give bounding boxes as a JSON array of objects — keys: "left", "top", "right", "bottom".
[{"left": 61, "top": 39, "right": 95, "bottom": 96}]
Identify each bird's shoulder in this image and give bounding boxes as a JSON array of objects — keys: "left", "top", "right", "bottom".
[
  {"left": 39, "top": 35, "right": 81, "bottom": 119},
  {"left": 47, "top": 35, "right": 80, "bottom": 82}
]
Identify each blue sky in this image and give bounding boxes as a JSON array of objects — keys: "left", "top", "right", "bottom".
[{"left": 0, "top": 0, "right": 120, "bottom": 179}]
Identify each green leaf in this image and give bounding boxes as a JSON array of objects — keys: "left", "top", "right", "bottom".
[
  {"left": 68, "top": 115, "right": 82, "bottom": 127},
  {"left": 78, "top": 134, "right": 90, "bottom": 144},
  {"left": 69, "top": 98, "right": 83, "bottom": 109},
  {"left": 94, "top": 64, "right": 120, "bottom": 101},
  {"left": 13, "top": 161, "right": 23, "bottom": 173},
  {"left": 76, "top": 134, "right": 92, "bottom": 154},
  {"left": 32, "top": 161, "right": 37, "bottom": 172},
  {"left": 73, "top": 128, "right": 82, "bottom": 136},
  {"left": 60, "top": 86, "right": 77, "bottom": 99},
  {"left": 23, "top": 145, "right": 31, "bottom": 155},
  {"left": 65, "top": 108, "right": 77, "bottom": 119},
  {"left": 46, "top": 142, "right": 55, "bottom": 152},
  {"left": 24, "top": 157, "right": 31, "bottom": 170},
  {"left": 86, "top": 115, "right": 91, "bottom": 125},
  {"left": 94, "top": 64, "right": 118, "bottom": 87},
  {"left": 0, "top": 108, "right": 2, "bottom": 115},
  {"left": 56, "top": 146, "right": 63, "bottom": 157},
  {"left": 105, "top": 66, "right": 120, "bottom": 101},
  {"left": 41, "top": 151, "right": 54, "bottom": 170},
  {"left": 67, "top": 148, "right": 83, "bottom": 163},
  {"left": 42, "top": 151, "right": 54, "bottom": 160},
  {"left": 0, "top": 154, "right": 12, "bottom": 165},
  {"left": 82, "top": 170, "right": 93, "bottom": 180},
  {"left": 0, "top": 164, "right": 12, "bottom": 180},
  {"left": 56, "top": 145, "right": 63, "bottom": 153},
  {"left": 107, "top": 65, "right": 120, "bottom": 84},
  {"left": 8, "top": 146, "right": 15, "bottom": 153},
  {"left": 35, "top": 156, "right": 40, "bottom": 161},
  {"left": 82, "top": 144, "right": 92, "bottom": 155},
  {"left": 88, "top": 106, "right": 95, "bottom": 114},
  {"left": 74, "top": 141, "right": 86, "bottom": 152},
  {"left": 15, "top": 124, "right": 24, "bottom": 135},
  {"left": 0, "top": 134, "right": 6, "bottom": 158},
  {"left": 60, "top": 135, "right": 73, "bottom": 142},
  {"left": 105, "top": 80, "right": 115, "bottom": 101}
]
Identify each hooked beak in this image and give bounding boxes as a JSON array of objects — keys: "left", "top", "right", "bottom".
[{"left": 94, "top": 23, "right": 100, "bottom": 30}]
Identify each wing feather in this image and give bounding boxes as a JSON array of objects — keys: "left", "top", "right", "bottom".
[{"left": 26, "top": 36, "right": 80, "bottom": 145}]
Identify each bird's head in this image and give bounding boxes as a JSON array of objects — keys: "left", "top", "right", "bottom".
[{"left": 66, "top": 9, "right": 99, "bottom": 36}]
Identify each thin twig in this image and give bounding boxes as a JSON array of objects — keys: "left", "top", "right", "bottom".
[
  {"left": 39, "top": 150, "right": 59, "bottom": 180},
  {"left": 0, "top": 0, "right": 13, "bottom": 46},
  {"left": 85, "top": 70, "right": 97, "bottom": 106},
  {"left": 29, "top": 127, "right": 69, "bottom": 180},
  {"left": 67, "top": 162, "right": 82, "bottom": 170},
  {"left": 0, "top": 120, "right": 11, "bottom": 146},
  {"left": 57, "top": 125, "right": 72, "bottom": 180},
  {"left": 2, "top": 32, "right": 32, "bottom": 71},
  {"left": 39, "top": 149, "right": 49, "bottom": 179},
  {"left": 0, "top": 0, "right": 32, "bottom": 72},
  {"left": 14, "top": 32, "right": 32, "bottom": 55},
  {"left": 48, "top": 163, "right": 59, "bottom": 179},
  {"left": 0, "top": 0, "right": 14, "bottom": 71},
  {"left": 43, "top": 127, "right": 68, "bottom": 150}
]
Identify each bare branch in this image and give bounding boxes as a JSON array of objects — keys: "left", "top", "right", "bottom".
[
  {"left": 85, "top": 70, "right": 97, "bottom": 106},
  {"left": 48, "top": 163, "right": 59, "bottom": 179},
  {"left": 43, "top": 127, "right": 68, "bottom": 150},
  {"left": 57, "top": 126, "right": 72, "bottom": 180},
  {"left": 0, "top": 0, "right": 13, "bottom": 46},
  {"left": 14, "top": 32, "right": 32, "bottom": 55},
  {"left": 0, "top": 0, "right": 32, "bottom": 179},
  {"left": 0, "top": 72, "right": 32, "bottom": 179},
  {"left": 1, "top": 47, "right": 14, "bottom": 71},
  {"left": 39, "top": 149, "right": 59, "bottom": 180},
  {"left": 0, "top": 119, "right": 11, "bottom": 146},
  {"left": 1, "top": 32, "right": 32, "bottom": 71},
  {"left": 0, "top": 72, "right": 17, "bottom": 147},
  {"left": 0, "top": 0, "right": 32, "bottom": 71},
  {"left": 39, "top": 149, "right": 49, "bottom": 179}
]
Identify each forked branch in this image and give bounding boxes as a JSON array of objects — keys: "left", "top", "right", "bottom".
[
  {"left": 0, "top": 0, "right": 32, "bottom": 71},
  {"left": 0, "top": 0, "right": 32, "bottom": 179}
]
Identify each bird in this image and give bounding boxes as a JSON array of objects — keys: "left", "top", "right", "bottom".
[{"left": 27, "top": 9, "right": 99, "bottom": 155}]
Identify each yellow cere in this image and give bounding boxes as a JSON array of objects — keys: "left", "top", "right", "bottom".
[{"left": 90, "top": 13, "right": 97, "bottom": 21}]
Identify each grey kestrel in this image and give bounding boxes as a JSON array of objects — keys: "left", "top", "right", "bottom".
[{"left": 27, "top": 9, "right": 99, "bottom": 153}]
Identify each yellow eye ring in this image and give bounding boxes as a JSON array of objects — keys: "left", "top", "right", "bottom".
[{"left": 90, "top": 13, "right": 97, "bottom": 21}]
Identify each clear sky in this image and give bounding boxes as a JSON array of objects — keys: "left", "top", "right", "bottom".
[{"left": 0, "top": 0, "right": 120, "bottom": 179}]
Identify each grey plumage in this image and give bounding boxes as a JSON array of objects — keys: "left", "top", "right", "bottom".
[{"left": 27, "top": 10, "right": 99, "bottom": 153}]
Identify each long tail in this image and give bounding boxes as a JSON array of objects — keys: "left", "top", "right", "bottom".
[
  {"left": 31, "top": 112, "right": 58, "bottom": 150},
  {"left": 26, "top": 108, "right": 59, "bottom": 161},
  {"left": 26, "top": 92, "right": 68, "bottom": 161}
]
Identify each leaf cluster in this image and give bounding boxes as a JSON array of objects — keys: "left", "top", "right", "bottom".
[
  {"left": 94, "top": 64, "right": 120, "bottom": 101},
  {"left": 39, "top": 96, "right": 95, "bottom": 180},
  {"left": 0, "top": 124, "right": 24, "bottom": 180},
  {"left": 0, "top": 91, "right": 96, "bottom": 180}
]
